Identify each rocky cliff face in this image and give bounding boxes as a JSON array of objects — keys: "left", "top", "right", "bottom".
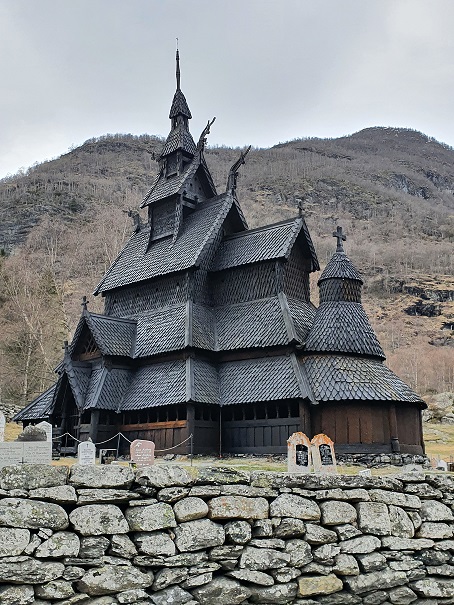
[{"left": 0, "top": 464, "right": 454, "bottom": 603}]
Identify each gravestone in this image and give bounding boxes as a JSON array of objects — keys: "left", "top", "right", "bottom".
[
  {"left": 311, "top": 433, "right": 337, "bottom": 475},
  {"left": 36, "top": 421, "right": 53, "bottom": 442},
  {"left": 437, "top": 459, "right": 448, "bottom": 472},
  {"left": 78, "top": 440, "right": 96, "bottom": 465},
  {"left": 0, "top": 424, "right": 52, "bottom": 467},
  {"left": 23, "top": 441, "right": 52, "bottom": 464},
  {"left": 358, "top": 469, "right": 371, "bottom": 477},
  {"left": 0, "top": 411, "right": 5, "bottom": 442},
  {"left": 0, "top": 443, "right": 24, "bottom": 468},
  {"left": 287, "top": 432, "right": 312, "bottom": 474},
  {"left": 130, "top": 439, "right": 155, "bottom": 468}
]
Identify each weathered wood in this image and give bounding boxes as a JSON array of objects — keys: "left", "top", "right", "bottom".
[{"left": 119, "top": 420, "right": 187, "bottom": 430}]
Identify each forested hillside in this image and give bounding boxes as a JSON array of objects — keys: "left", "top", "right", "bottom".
[{"left": 0, "top": 127, "right": 453, "bottom": 417}]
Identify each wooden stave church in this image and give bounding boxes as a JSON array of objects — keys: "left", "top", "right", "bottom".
[{"left": 14, "top": 52, "right": 426, "bottom": 457}]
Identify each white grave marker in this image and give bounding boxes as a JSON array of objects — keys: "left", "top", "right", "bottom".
[
  {"left": 130, "top": 439, "right": 155, "bottom": 468},
  {"left": 0, "top": 411, "right": 5, "bottom": 443},
  {"left": 78, "top": 440, "right": 96, "bottom": 465},
  {"left": 437, "top": 459, "right": 448, "bottom": 472},
  {"left": 287, "top": 432, "right": 312, "bottom": 474},
  {"left": 311, "top": 434, "right": 337, "bottom": 475},
  {"left": 0, "top": 442, "right": 24, "bottom": 468},
  {"left": 36, "top": 421, "right": 53, "bottom": 443},
  {"left": 23, "top": 441, "right": 52, "bottom": 465}
]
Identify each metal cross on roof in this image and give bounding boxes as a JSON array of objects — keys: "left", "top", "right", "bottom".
[
  {"left": 333, "top": 225, "right": 346, "bottom": 252},
  {"left": 81, "top": 296, "right": 89, "bottom": 311}
]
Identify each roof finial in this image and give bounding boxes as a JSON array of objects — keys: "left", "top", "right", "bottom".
[
  {"left": 333, "top": 225, "right": 346, "bottom": 252},
  {"left": 81, "top": 296, "right": 89, "bottom": 312},
  {"left": 176, "top": 40, "right": 181, "bottom": 90},
  {"left": 226, "top": 146, "right": 251, "bottom": 193}
]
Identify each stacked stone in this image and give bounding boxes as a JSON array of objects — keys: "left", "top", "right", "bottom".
[{"left": 0, "top": 465, "right": 454, "bottom": 604}]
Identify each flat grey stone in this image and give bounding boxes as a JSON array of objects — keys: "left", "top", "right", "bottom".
[
  {"left": 150, "top": 585, "right": 193, "bottom": 605},
  {"left": 271, "top": 566, "right": 300, "bottom": 582},
  {"left": 35, "top": 532, "right": 80, "bottom": 558},
  {"left": 389, "top": 505, "right": 415, "bottom": 538},
  {"left": 134, "top": 531, "right": 176, "bottom": 557},
  {"left": 240, "top": 546, "right": 291, "bottom": 570},
  {"left": 0, "top": 584, "right": 35, "bottom": 605},
  {"left": 333, "top": 553, "right": 359, "bottom": 576},
  {"left": 136, "top": 466, "right": 192, "bottom": 488},
  {"left": 0, "top": 528, "right": 30, "bottom": 557},
  {"left": 411, "top": 578, "right": 454, "bottom": 598},
  {"left": 35, "top": 579, "right": 75, "bottom": 599},
  {"left": 225, "top": 520, "right": 252, "bottom": 544},
  {"left": 192, "top": 577, "right": 251, "bottom": 605},
  {"left": 209, "top": 496, "right": 269, "bottom": 520},
  {"left": 312, "top": 543, "right": 340, "bottom": 562},
  {"left": 334, "top": 524, "right": 362, "bottom": 541},
  {"left": 357, "top": 501, "right": 391, "bottom": 535},
  {"left": 77, "top": 565, "right": 153, "bottom": 595},
  {"left": 249, "top": 538, "right": 285, "bottom": 549},
  {"left": 228, "top": 569, "right": 274, "bottom": 585},
  {"left": 416, "top": 521, "right": 453, "bottom": 539},
  {"left": 273, "top": 517, "right": 306, "bottom": 538},
  {"left": 249, "top": 582, "right": 297, "bottom": 603},
  {"left": 181, "top": 572, "right": 213, "bottom": 588},
  {"left": 0, "top": 556, "right": 65, "bottom": 584},
  {"left": 387, "top": 586, "right": 418, "bottom": 604},
  {"left": 153, "top": 566, "right": 189, "bottom": 590},
  {"left": 117, "top": 589, "right": 150, "bottom": 603},
  {"left": 77, "top": 489, "right": 140, "bottom": 504},
  {"left": 320, "top": 500, "right": 357, "bottom": 525},
  {"left": 109, "top": 534, "right": 137, "bottom": 558},
  {"left": 381, "top": 536, "right": 434, "bottom": 550},
  {"left": 70, "top": 465, "right": 134, "bottom": 489},
  {"left": 340, "top": 535, "right": 381, "bottom": 554},
  {"left": 208, "top": 545, "right": 244, "bottom": 560},
  {"left": 174, "top": 518, "right": 224, "bottom": 552},
  {"left": 70, "top": 504, "right": 129, "bottom": 535},
  {"left": 369, "top": 489, "right": 421, "bottom": 509},
  {"left": 174, "top": 496, "right": 209, "bottom": 522},
  {"left": 0, "top": 465, "right": 68, "bottom": 490},
  {"left": 286, "top": 538, "right": 314, "bottom": 567},
  {"left": 356, "top": 552, "right": 387, "bottom": 572},
  {"left": 0, "top": 498, "right": 68, "bottom": 530},
  {"left": 29, "top": 485, "right": 77, "bottom": 503},
  {"left": 79, "top": 537, "right": 110, "bottom": 559},
  {"left": 305, "top": 523, "right": 337, "bottom": 544},
  {"left": 345, "top": 569, "right": 407, "bottom": 594},
  {"left": 195, "top": 467, "right": 250, "bottom": 485},
  {"left": 125, "top": 503, "right": 176, "bottom": 532},
  {"left": 270, "top": 494, "right": 320, "bottom": 520},
  {"left": 157, "top": 487, "right": 190, "bottom": 503},
  {"left": 420, "top": 499, "right": 454, "bottom": 522}
]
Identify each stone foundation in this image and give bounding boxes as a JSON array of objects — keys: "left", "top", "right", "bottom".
[{"left": 0, "top": 464, "right": 454, "bottom": 604}]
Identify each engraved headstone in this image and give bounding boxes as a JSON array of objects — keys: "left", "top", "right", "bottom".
[
  {"left": 36, "top": 421, "right": 53, "bottom": 442},
  {"left": 287, "top": 432, "right": 312, "bottom": 474},
  {"left": 0, "top": 443, "right": 23, "bottom": 468},
  {"left": 437, "top": 459, "right": 448, "bottom": 472},
  {"left": 358, "top": 468, "right": 371, "bottom": 477},
  {"left": 23, "top": 441, "right": 52, "bottom": 464},
  {"left": 130, "top": 439, "right": 155, "bottom": 468},
  {"left": 78, "top": 440, "right": 96, "bottom": 465},
  {"left": 0, "top": 411, "right": 5, "bottom": 442},
  {"left": 311, "top": 433, "right": 337, "bottom": 475}
]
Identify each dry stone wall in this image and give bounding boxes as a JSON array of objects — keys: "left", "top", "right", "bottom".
[{"left": 0, "top": 465, "right": 454, "bottom": 604}]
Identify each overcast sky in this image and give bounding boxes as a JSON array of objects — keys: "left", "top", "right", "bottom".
[{"left": 1, "top": 0, "right": 454, "bottom": 179}]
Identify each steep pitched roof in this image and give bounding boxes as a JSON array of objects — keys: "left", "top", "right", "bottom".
[
  {"left": 304, "top": 301, "right": 385, "bottom": 359},
  {"left": 141, "top": 153, "right": 216, "bottom": 207},
  {"left": 219, "top": 354, "right": 312, "bottom": 405},
  {"left": 134, "top": 305, "right": 187, "bottom": 357},
  {"left": 83, "top": 367, "right": 133, "bottom": 411},
  {"left": 121, "top": 360, "right": 187, "bottom": 409},
  {"left": 94, "top": 193, "right": 234, "bottom": 294},
  {"left": 211, "top": 217, "right": 319, "bottom": 272},
  {"left": 169, "top": 88, "right": 192, "bottom": 120},
  {"left": 301, "top": 355, "right": 426, "bottom": 406},
  {"left": 13, "top": 383, "right": 57, "bottom": 421},
  {"left": 319, "top": 250, "right": 363, "bottom": 283},
  {"left": 161, "top": 123, "right": 197, "bottom": 157}
]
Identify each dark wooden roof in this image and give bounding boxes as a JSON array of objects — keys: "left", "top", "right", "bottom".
[
  {"left": 304, "top": 301, "right": 385, "bottom": 359},
  {"left": 301, "top": 355, "right": 425, "bottom": 406},
  {"left": 121, "top": 360, "right": 187, "bottom": 409},
  {"left": 318, "top": 250, "right": 363, "bottom": 284},
  {"left": 169, "top": 89, "right": 192, "bottom": 119},
  {"left": 13, "top": 383, "right": 57, "bottom": 421},
  {"left": 161, "top": 124, "right": 197, "bottom": 157},
  {"left": 94, "top": 194, "right": 234, "bottom": 294},
  {"left": 83, "top": 367, "right": 133, "bottom": 411},
  {"left": 211, "top": 217, "right": 319, "bottom": 272},
  {"left": 70, "top": 313, "right": 137, "bottom": 357}
]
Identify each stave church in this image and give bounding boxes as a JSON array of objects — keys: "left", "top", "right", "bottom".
[{"left": 15, "top": 53, "right": 426, "bottom": 457}]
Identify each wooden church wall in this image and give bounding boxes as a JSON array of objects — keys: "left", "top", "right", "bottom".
[
  {"left": 395, "top": 404, "right": 425, "bottom": 454},
  {"left": 104, "top": 273, "right": 189, "bottom": 318},
  {"left": 282, "top": 247, "right": 311, "bottom": 301},
  {"left": 211, "top": 262, "right": 277, "bottom": 307},
  {"left": 221, "top": 400, "right": 308, "bottom": 454}
]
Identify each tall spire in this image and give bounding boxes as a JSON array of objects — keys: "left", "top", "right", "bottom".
[{"left": 176, "top": 47, "right": 181, "bottom": 91}]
